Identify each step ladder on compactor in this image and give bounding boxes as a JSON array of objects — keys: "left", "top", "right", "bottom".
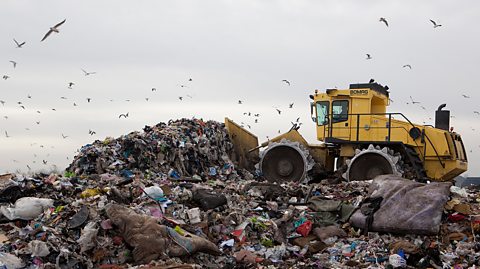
[{"left": 225, "top": 82, "right": 468, "bottom": 183}]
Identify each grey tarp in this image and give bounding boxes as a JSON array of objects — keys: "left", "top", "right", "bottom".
[{"left": 350, "top": 175, "right": 451, "bottom": 235}]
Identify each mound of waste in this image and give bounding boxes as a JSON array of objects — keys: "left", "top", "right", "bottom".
[{"left": 67, "top": 118, "right": 236, "bottom": 179}]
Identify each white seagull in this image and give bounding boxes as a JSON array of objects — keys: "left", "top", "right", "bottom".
[{"left": 41, "top": 19, "right": 66, "bottom": 41}]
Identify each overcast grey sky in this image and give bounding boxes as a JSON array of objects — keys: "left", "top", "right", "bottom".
[{"left": 1, "top": 0, "right": 479, "bottom": 176}]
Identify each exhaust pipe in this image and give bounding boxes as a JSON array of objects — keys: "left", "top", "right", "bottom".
[{"left": 435, "top": 104, "right": 450, "bottom": 131}]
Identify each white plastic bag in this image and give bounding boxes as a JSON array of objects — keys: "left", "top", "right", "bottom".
[
  {"left": 28, "top": 240, "right": 50, "bottom": 257},
  {"left": 77, "top": 222, "right": 98, "bottom": 252},
  {"left": 0, "top": 252, "right": 25, "bottom": 269},
  {"left": 0, "top": 197, "right": 54, "bottom": 220}
]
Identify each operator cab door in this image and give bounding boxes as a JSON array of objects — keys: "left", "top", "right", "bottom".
[{"left": 330, "top": 99, "right": 351, "bottom": 140}]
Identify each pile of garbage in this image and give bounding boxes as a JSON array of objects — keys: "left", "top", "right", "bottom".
[
  {"left": 67, "top": 118, "right": 235, "bottom": 179},
  {"left": 0, "top": 118, "right": 479, "bottom": 268}
]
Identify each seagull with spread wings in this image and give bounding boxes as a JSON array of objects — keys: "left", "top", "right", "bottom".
[
  {"left": 82, "top": 69, "right": 96, "bottom": 76},
  {"left": 13, "top": 38, "right": 25, "bottom": 48},
  {"left": 379, "top": 17, "right": 389, "bottom": 27},
  {"left": 430, "top": 19, "right": 442, "bottom": 28},
  {"left": 282, "top": 79, "right": 291, "bottom": 86},
  {"left": 41, "top": 19, "right": 66, "bottom": 41}
]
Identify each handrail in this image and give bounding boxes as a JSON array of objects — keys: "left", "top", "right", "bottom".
[{"left": 324, "top": 112, "right": 445, "bottom": 167}]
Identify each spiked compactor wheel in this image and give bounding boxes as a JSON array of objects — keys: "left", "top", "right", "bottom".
[
  {"left": 260, "top": 140, "right": 313, "bottom": 183},
  {"left": 344, "top": 144, "right": 403, "bottom": 181}
]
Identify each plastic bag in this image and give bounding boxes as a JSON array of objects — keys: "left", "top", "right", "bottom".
[
  {"left": 0, "top": 197, "right": 54, "bottom": 220},
  {"left": 77, "top": 222, "right": 98, "bottom": 252},
  {"left": 0, "top": 252, "right": 25, "bottom": 269}
]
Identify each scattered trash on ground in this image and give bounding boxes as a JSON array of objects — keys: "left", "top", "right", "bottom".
[{"left": 0, "top": 118, "right": 479, "bottom": 268}]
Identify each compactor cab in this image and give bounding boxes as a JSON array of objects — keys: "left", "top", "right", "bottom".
[{"left": 310, "top": 82, "right": 467, "bottom": 181}]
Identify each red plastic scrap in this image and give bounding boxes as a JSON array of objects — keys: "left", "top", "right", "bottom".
[
  {"left": 296, "top": 220, "right": 313, "bottom": 237},
  {"left": 448, "top": 213, "right": 466, "bottom": 222}
]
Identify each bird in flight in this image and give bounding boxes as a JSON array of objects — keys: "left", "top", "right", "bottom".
[
  {"left": 276, "top": 108, "right": 282, "bottom": 115},
  {"left": 379, "top": 17, "right": 389, "bottom": 27},
  {"left": 238, "top": 100, "right": 243, "bottom": 104},
  {"left": 9, "top": 61, "right": 17, "bottom": 68},
  {"left": 462, "top": 94, "right": 470, "bottom": 98},
  {"left": 62, "top": 134, "right": 69, "bottom": 139},
  {"left": 3, "top": 75, "right": 10, "bottom": 80},
  {"left": 0, "top": 100, "right": 5, "bottom": 106},
  {"left": 86, "top": 98, "right": 91, "bottom": 102},
  {"left": 403, "top": 64, "right": 412, "bottom": 69},
  {"left": 429, "top": 19, "right": 442, "bottom": 28},
  {"left": 152, "top": 88, "right": 156, "bottom": 91},
  {"left": 474, "top": 111, "right": 480, "bottom": 115},
  {"left": 366, "top": 54, "right": 372, "bottom": 60},
  {"left": 178, "top": 96, "right": 183, "bottom": 101},
  {"left": 89, "top": 129, "right": 96, "bottom": 135},
  {"left": 409, "top": 96, "right": 420, "bottom": 104},
  {"left": 42, "top": 160, "right": 48, "bottom": 165},
  {"left": 41, "top": 19, "right": 66, "bottom": 41},
  {"left": 81, "top": 69, "right": 96, "bottom": 76},
  {"left": 289, "top": 103, "right": 294, "bottom": 108},
  {"left": 13, "top": 39, "right": 25, "bottom": 48},
  {"left": 282, "top": 80, "right": 291, "bottom": 86},
  {"left": 68, "top": 82, "right": 75, "bottom": 89},
  {"left": 5, "top": 131, "right": 10, "bottom": 138},
  {"left": 119, "top": 112, "right": 129, "bottom": 118}
]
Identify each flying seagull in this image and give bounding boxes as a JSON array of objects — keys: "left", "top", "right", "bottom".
[
  {"left": 289, "top": 103, "right": 294, "bottom": 108},
  {"left": 9, "top": 61, "right": 17, "bottom": 68},
  {"left": 282, "top": 80, "right": 291, "bottom": 86},
  {"left": 68, "top": 82, "right": 75, "bottom": 89},
  {"left": 41, "top": 19, "right": 66, "bottom": 41},
  {"left": 429, "top": 19, "right": 442, "bottom": 28},
  {"left": 119, "top": 112, "right": 129, "bottom": 118},
  {"left": 151, "top": 88, "right": 156, "bottom": 91},
  {"left": 369, "top": 78, "right": 375, "bottom": 83},
  {"left": 3, "top": 75, "right": 10, "bottom": 80},
  {"left": 89, "top": 129, "right": 96, "bottom": 135},
  {"left": 276, "top": 108, "right": 282, "bottom": 115},
  {"left": 5, "top": 131, "right": 10, "bottom": 138},
  {"left": 13, "top": 39, "right": 25, "bottom": 48},
  {"left": 81, "top": 69, "right": 96, "bottom": 76},
  {"left": 61, "top": 134, "right": 68, "bottom": 139},
  {"left": 379, "top": 17, "right": 389, "bottom": 27},
  {"left": 474, "top": 111, "right": 480, "bottom": 115},
  {"left": 366, "top": 54, "right": 372, "bottom": 60},
  {"left": 86, "top": 98, "right": 91, "bottom": 102},
  {"left": 0, "top": 100, "right": 5, "bottom": 106},
  {"left": 238, "top": 100, "right": 243, "bottom": 104},
  {"left": 462, "top": 94, "right": 470, "bottom": 98},
  {"left": 403, "top": 64, "right": 412, "bottom": 69},
  {"left": 178, "top": 96, "right": 183, "bottom": 101},
  {"left": 409, "top": 96, "right": 420, "bottom": 104}
]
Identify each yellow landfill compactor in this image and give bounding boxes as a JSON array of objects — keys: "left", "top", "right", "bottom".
[{"left": 225, "top": 82, "right": 468, "bottom": 182}]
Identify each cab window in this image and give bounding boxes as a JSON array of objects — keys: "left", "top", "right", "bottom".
[
  {"left": 316, "top": 101, "right": 329, "bottom": 126},
  {"left": 332, "top": 100, "right": 349, "bottom": 123}
]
